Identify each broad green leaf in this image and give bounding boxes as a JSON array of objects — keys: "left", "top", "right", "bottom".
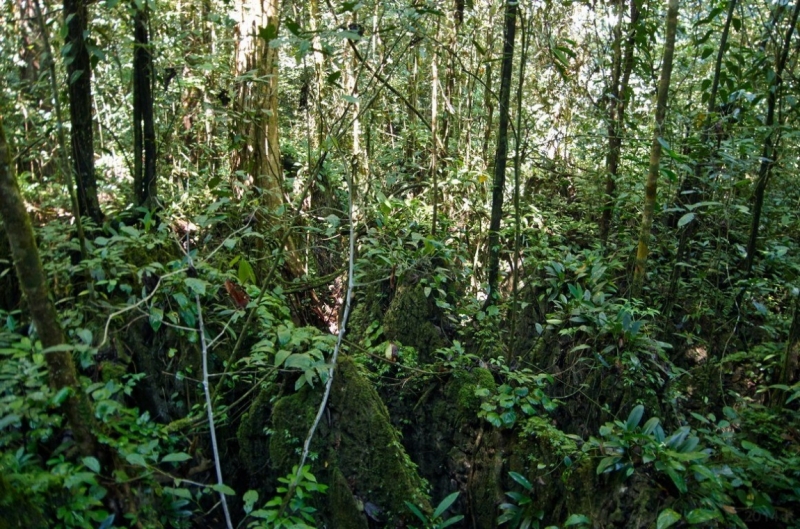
[
  {"left": 184, "top": 278, "right": 206, "bottom": 295},
  {"left": 126, "top": 453, "right": 148, "bottom": 467},
  {"left": 274, "top": 349, "right": 291, "bottom": 367},
  {"left": 564, "top": 513, "right": 590, "bottom": 526},
  {"left": 656, "top": 509, "right": 681, "bottom": 529},
  {"left": 238, "top": 259, "right": 256, "bottom": 285},
  {"left": 685, "top": 508, "right": 719, "bottom": 524},
  {"left": 162, "top": 452, "right": 192, "bottom": 463},
  {"left": 626, "top": 405, "right": 644, "bottom": 430},
  {"left": 509, "top": 471, "right": 533, "bottom": 491},
  {"left": 677, "top": 212, "right": 695, "bottom": 228},
  {"left": 243, "top": 490, "right": 258, "bottom": 514},
  {"left": 149, "top": 306, "right": 164, "bottom": 332},
  {"left": 82, "top": 456, "right": 101, "bottom": 473},
  {"left": 433, "top": 491, "right": 460, "bottom": 519},
  {"left": 211, "top": 483, "right": 236, "bottom": 496},
  {"left": 404, "top": 501, "right": 427, "bottom": 523},
  {"left": 596, "top": 456, "right": 618, "bottom": 474}
]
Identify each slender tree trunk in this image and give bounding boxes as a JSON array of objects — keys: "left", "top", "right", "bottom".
[
  {"left": 132, "top": 1, "right": 157, "bottom": 208},
  {"left": 631, "top": 0, "right": 679, "bottom": 298},
  {"left": 485, "top": 0, "right": 517, "bottom": 305},
  {"left": 780, "top": 293, "right": 800, "bottom": 385},
  {"left": 663, "top": 0, "right": 737, "bottom": 317},
  {"left": 0, "top": 120, "right": 97, "bottom": 458},
  {"left": 743, "top": 0, "right": 800, "bottom": 276},
  {"left": 509, "top": 10, "right": 529, "bottom": 359},
  {"left": 431, "top": 28, "right": 440, "bottom": 235},
  {"left": 64, "top": 0, "right": 103, "bottom": 223},
  {"left": 600, "top": 0, "right": 639, "bottom": 243}
]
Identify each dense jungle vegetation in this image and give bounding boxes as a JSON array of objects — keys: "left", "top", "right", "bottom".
[{"left": 2, "top": 0, "right": 800, "bottom": 527}]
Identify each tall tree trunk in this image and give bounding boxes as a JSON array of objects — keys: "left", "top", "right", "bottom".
[
  {"left": 743, "top": 0, "right": 800, "bottom": 276},
  {"left": 132, "top": 2, "right": 157, "bottom": 208},
  {"left": 780, "top": 292, "right": 800, "bottom": 385},
  {"left": 485, "top": 0, "right": 517, "bottom": 305},
  {"left": 64, "top": 0, "right": 103, "bottom": 223},
  {"left": 0, "top": 120, "right": 97, "bottom": 458},
  {"left": 600, "top": 0, "right": 639, "bottom": 243},
  {"left": 431, "top": 26, "right": 440, "bottom": 236},
  {"left": 232, "top": 0, "right": 283, "bottom": 209},
  {"left": 631, "top": 0, "right": 679, "bottom": 298},
  {"left": 663, "top": 0, "right": 737, "bottom": 317}
]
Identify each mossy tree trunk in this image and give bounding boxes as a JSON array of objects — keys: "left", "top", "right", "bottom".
[
  {"left": 0, "top": 119, "right": 98, "bottom": 457},
  {"left": 485, "top": 0, "right": 517, "bottom": 305},
  {"left": 64, "top": 0, "right": 104, "bottom": 223},
  {"left": 132, "top": 1, "right": 157, "bottom": 208},
  {"left": 631, "top": 0, "right": 679, "bottom": 298}
]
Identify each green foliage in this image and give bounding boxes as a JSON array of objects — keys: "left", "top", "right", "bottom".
[
  {"left": 244, "top": 466, "right": 328, "bottom": 529},
  {"left": 498, "top": 472, "right": 590, "bottom": 529},
  {"left": 405, "top": 491, "right": 464, "bottom": 529},
  {"left": 475, "top": 358, "right": 556, "bottom": 429},
  {"left": 0, "top": 325, "right": 197, "bottom": 528},
  {"left": 585, "top": 404, "right": 800, "bottom": 527}
]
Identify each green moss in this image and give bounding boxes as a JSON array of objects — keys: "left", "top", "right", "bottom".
[
  {"left": 383, "top": 284, "right": 444, "bottom": 363},
  {"left": 99, "top": 361, "right": 127, "bottom": 383},
  {"left": 328, "top": 357, "right": 430, "bottom": 518},
  {"left": 237, "top": 380, "right": 281, "bottom": 474},
  {"left": 269, "top": 387, "right": 320, "bottom": 474},
  {"left": 327, "top": 468, "right": 369, "bottom": 529},
  {"left": 445, "top": 367, "right": 496, "bottom": 416}
]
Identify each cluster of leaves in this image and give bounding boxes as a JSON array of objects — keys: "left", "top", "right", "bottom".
[
  {"left": 243, "top": 465, "right": 328, "bottom": 529},
  {"left": 476, "top": 359, "right": 557, "bottom": 429},
  {"left": 498, "top": 471, "right": 590, "bottom": 529},
  {"left": 0, "top": 325, "right": 196, "bottom": 528},
  {"left": 585, "top": 405, "right": 800, "bottom": 528}
]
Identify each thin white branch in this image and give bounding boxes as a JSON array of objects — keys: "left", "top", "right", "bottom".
[
  {"left": 195, "top": 290, "right": 233, "bottom": 529},
  {"left": 294, "top": 160, "right": 357, "bottom": 483},
  {"left": 98, "top": 268, "right": 187, "bottom": 349}
]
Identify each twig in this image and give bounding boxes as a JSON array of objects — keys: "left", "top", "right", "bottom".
[
  {"left": 98, "top": 268, "right": 186, "bottom": 348},
  {"left": 188, "top": 252, "right": 233, "bottom": 529}
]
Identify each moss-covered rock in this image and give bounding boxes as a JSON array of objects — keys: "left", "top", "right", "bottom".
[
  {"left": 383, "top": 283, "right": 445, "bottom": 364},
  {"left": 445, "top": 367, "right": 496, "bottom": 417},
  {"left": 327, "top": 468, "right": 369, "bottom": 529},
  {"left": 327, "top": 356, "right": 430, "bottom": 519},
  {"left": 238, "top": 356, "right": 430, "bottom": 526}
]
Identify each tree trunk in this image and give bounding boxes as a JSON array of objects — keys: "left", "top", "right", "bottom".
[
  {"left": 485, "top": 0, "right": 517, "bottom": 305},
  {"left": 780, "top": 292, "right": 800, "bottom": 386},
  {"left": 743, "top": 0, "right": 800, "bottom": 276},
  {"left": 0, "top": 119, "right": 97, "bottom": 458},
  {"left": 132, "top": 1, "right": 157, "bottom": 208},
  {"left": 64, "top": 0, "right": 103, "bottom": 223},
  {"left": 600, "top": 0, "right": 639, "bottom": 244},
  {"left": 663, "top": 0, "right": 737, "bottom": 317},
  {"left": 232, "top": 0, "right": 283, "bottom": 209},
  {"left": 631, "top": 0, "right": 679, "bottom": 298}
]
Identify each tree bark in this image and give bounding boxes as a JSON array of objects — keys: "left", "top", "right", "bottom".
[
  {"left": 132, "top": 1, "right": 157, "bottom": 208},
  {"left": 485, "top": 0, "right": 517, "bottom": 305},
  {"left": 0, "top": 119, "right": 97, "bottom": 457},
  {"left": 743, "top": 0, "right": 800, "bottom": 276},
  {"left": 780, "top": 292, "right": 800, "bottom": 385},
  {"left": 232, "top": 0, "right": 283, "bottom": 209},
  {"left": 600, "top": 0, "right": 640, "bottom": 243},
  {"left": 64, "top": 0, "right": 103, "bottom": 223},
  {"left": 631, "top": 0, "right": 679, "bottom": 298}
]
